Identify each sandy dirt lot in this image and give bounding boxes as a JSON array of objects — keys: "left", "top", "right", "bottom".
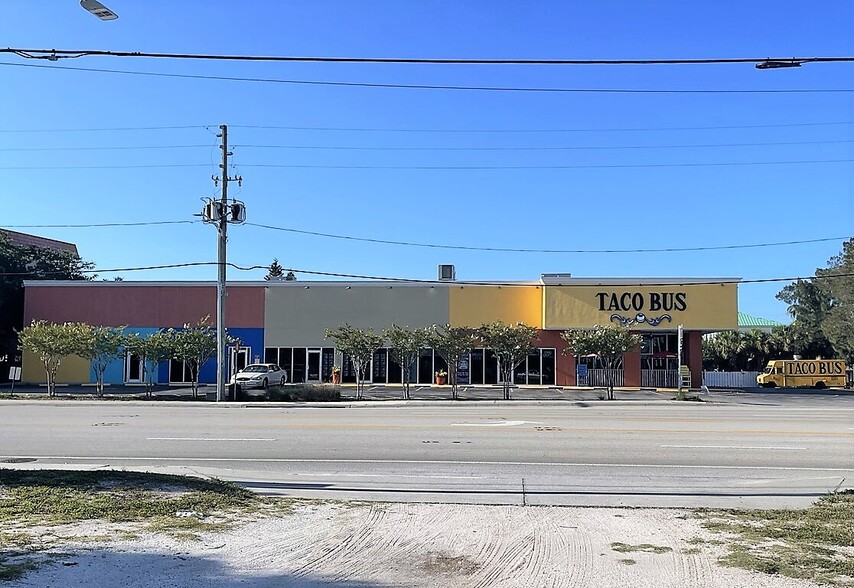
[{"left": 7, "top": 502, "right": 819, "bottom": 588}]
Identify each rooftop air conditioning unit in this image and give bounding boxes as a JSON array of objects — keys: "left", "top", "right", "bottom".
[{"left": 438, "top": 264, "right": 456, "bottom": 281}]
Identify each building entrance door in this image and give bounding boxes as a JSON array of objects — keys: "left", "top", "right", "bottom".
[
  {"left": 125, "top": 352, "right": 144, "bottom": 384},
  {"left": 307, "top": 349, "right": 321, "bottom": 383}
]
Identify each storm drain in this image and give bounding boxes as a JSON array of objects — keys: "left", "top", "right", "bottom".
[{"left": 1, "top": 458, "right": 37, "bottom": 464}]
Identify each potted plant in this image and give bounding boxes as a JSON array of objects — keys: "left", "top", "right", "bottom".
[
  {"left": 331, "top": 365, "right": 341, "bottom": 385},
  {"left": 435, "top": 369, "right": 447, "bottom": 385}
]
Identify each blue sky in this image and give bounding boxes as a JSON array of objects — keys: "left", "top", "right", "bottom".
[{"left": 1, "top": 0, "right": 852, "bottom": 323}]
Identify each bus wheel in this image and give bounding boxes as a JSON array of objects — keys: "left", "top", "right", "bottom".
[{"left": 814, "top": 381, "right": 826, "bottom": 389}]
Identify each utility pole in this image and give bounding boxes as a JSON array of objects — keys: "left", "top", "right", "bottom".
[
  {"left": 216, "top": 125, "right": 229, "bottom": 403},
  {"left": 210, "top": 125, "right": 244, "bottom": 402}
]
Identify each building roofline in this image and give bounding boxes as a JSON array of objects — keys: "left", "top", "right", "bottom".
[{"left": 24, "top": 276, "right": 743, "bottom": 288}]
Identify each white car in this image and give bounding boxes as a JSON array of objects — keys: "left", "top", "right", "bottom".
[{"left": 232, "top": 363, "right": 288, "bottom": 390}]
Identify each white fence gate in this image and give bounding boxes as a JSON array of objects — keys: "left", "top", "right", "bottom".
[
  {"left": 642, "top": 369, "right": 679, "bottom": 388},
  {"left": 581, "top": 369, "right": 624, "bottom": 387},
  {"left": 702, "top": 371, "right": 761, "bottom": 388}
]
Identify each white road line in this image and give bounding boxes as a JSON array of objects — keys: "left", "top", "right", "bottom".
[
  {"left": 7, "top": 455, "right": 851, "bottom": 472},
  {"left": 451, "top": 420, "right": 542, "bottom": 427},
  {"left": 146, "top": 437, "right": 276, "bottom": 442},
  {"left": 661, "top": 444, "right": 807, "bottom": 451},
  {"left": 287, "top": 473, "right": 484, "bottom": 479}
]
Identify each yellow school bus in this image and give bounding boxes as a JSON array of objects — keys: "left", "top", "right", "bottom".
[{"left": 756, "top": 359, "right": 847, "bottom": 389}]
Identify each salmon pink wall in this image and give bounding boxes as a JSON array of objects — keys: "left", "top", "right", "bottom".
[{"left": 23, "top": 285, "right": 264, "bottom": 328}]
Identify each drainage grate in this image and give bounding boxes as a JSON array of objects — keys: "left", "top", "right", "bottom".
[{"left": 1, "top": 458, "right": 37, "bottom": 464}]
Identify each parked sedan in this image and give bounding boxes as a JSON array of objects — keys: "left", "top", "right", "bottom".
[{"left": 232, "top": 364, "right": 288, "bottom": 390}]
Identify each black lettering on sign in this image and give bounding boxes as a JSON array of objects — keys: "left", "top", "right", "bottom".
[
  {"left": 819, "top": 362, "right": 828, "bottom": 375},
  {"left": 595, "top": 291, "right": 689, "bottom": 312}
]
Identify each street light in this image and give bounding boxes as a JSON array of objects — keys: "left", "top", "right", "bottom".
[
  {"left": 755, "top": 59, "right": 804, "bottom": 70},
  {"left": 80, "top": 0, "right": 118, "bottom": 21}
]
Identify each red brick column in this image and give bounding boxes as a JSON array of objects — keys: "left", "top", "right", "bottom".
[
  {"left": 624, "top": 348, "right": 641, "bottom": 387},
  {"left": 537, "top": 330, "right": 574, "bottom": 386},
  {"left": 687, "top": 330, "right": 703, "bottom": 389}
]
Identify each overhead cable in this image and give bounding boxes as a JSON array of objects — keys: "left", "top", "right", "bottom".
[
  {"left": 4, "top": 47, "right": 853, "bottom": 66},
  {"left": 5, "top": 120, "right": 854, "bottom": 134},
  {"left": 5, "top": 138, "right": 854, "bottom": 153},
  {"left": 4, "top": 158, "right": 854, "bottom": 171},
  {"left": 1, "top": 61, "right": 851, "bottom": 94},
  {"left": 7, "top": 261, "right": 854, "bottom": 288},
  {"left": 244, "top": 223, "right": 850, "bottom": 254}
]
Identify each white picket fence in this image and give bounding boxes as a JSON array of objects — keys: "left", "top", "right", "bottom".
[
  {"left": 581, "top": 369, "right": 624, "bottom": 387},
  {"left": 702, "top": 371, "right": 761, "bottom": 388},
  {"left": 642, "top": 369, "right": 680, "bottom": 388}
]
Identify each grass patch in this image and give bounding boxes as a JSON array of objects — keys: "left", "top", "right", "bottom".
[
  {"left": 696, "top": 490, "right": 854, "bottom": 587},
  {"left": 618, "top": 558, "right": 637, "bottom": 565},
  {"left": 610, "top": 542, "right": 673, "bottom": 554},
  {"left": 682, "top": 547, "right": 701, "bottom": 555},
  {"left": 265, "top": 385, "right": 341, "bottom": 402},
  {"left": 0, "top": 469, "right": 298, "bottom": 582},
  {"left": 0, "top": 469, "right": 259, "bottom": 528}
]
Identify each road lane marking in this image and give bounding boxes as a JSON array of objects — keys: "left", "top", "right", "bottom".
[
  {"left": 6, "top": 456, "right": 851, "bottom": 472},
  {"left": 146, "top": 437, "right": 276, "bottom": 441},
  {"left": 451, "top": 421, "right": 542, "bottom": 427},
  {"left": 661, "top": 445, "right": 807, "bottom": 451}
]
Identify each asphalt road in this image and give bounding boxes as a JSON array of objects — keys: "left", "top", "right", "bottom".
[{"left": 1, "top": 397, "right": 852, "bottom": 508}]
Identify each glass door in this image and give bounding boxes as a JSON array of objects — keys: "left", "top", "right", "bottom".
[
  {"left": 307, "top": 349, "right": 321, "bottom": 382},
  {"left": 125, "top": 352, "right": 144, "bottom": 383},
  {"left": 230, "top": 347, "right": 250, "bottom": 379}
]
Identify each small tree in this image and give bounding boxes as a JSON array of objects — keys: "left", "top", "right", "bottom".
[
  {"left": 430, "top": 324, "right": 479, "bottom": 400},
  {"left": 325, "top": 324, "right": 383, "bottom": 400},
  {"left": 18, "top": 320, "right": 82, "bottom": 397},
  {"left": 73, "top": 325, "right": 127, "bottom": 397},
  {"left": 561, "top": 325, "right": 642, "bottom": 400},
  {"left": 478, "top": 322, "right": 538, "bottom": 400},
  {"left": 385, "top": 324, "right": 434, "bottom": 400},
  {"left": 167, "top": 317, "right": 232, "bottom": 399},
  {"left": 125, "top": 330, "right": 174, "bottom": 398},
  {"left": 265, "top": 259, "right": 286, "bottom": 281}
]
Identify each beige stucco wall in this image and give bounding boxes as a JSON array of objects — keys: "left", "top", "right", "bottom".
[{"left": 264, "top": 283, "right": 450, "bottom": 347}]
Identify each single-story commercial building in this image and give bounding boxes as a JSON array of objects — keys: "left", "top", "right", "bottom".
[{"left": 21, "top": 269, "right": 739, "bottom": 388}]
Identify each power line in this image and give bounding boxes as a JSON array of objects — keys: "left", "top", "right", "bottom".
[
  {"left": 244, "top": 223, "right": 850, "bottom": 254},
  {"left": 2, "top": 61, "right": 852, "bottom": 94},
  {"left": 2, "top": 219, "right": 845, "bottom": 255},
  {"left": 0, "top": 164, "right": 209, "bottom": 170},
  {"left": 5, "top": 138, "right": 854, "bottom": 153},
  {"left": 4, "top": 158, "right": 854, "bottom": 171},
  {"left": 5, "top": 47, "right": 854, "bottom": 67},
  {"left": 4, "top": 120, "right": 853, "bottom": 135},
  {"left": 2, "top": 221, "right": 196, "bottom": 228},
  {"left": 241, "top": 158, "right": 854, "bottom": 170},
  {"left": 0, "top": 124, "right": 209, "bottom": 133},
  {"left": 0, "top": 145, "right": 210, "bottom": 152},
  {"left": 232, "top": 121, "right": 854, "bottom": 133},
  {"left": 6, "top": 260, "right": 854, "bottom": 288},
  {"left": 233, "top": 138, "right": 854, "bottom": 152}
]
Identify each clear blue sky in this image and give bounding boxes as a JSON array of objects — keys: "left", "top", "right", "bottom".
[{"left": 1, "top": 0, "right": 852, "bottom": 323}]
